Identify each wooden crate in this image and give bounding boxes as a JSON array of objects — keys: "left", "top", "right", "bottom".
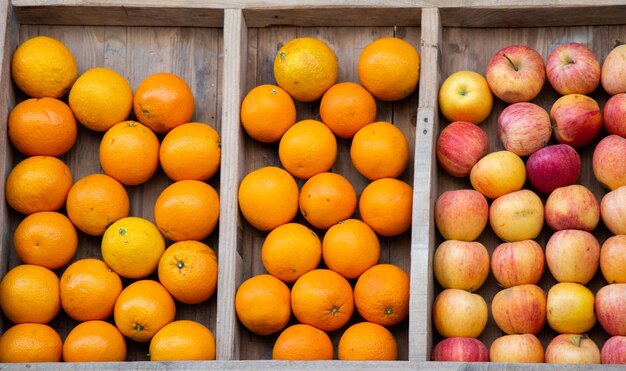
[{"left": 2, "top": 1, "right": 626, "bottom": 369}]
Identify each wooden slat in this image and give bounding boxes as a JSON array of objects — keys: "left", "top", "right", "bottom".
[
  {"left": 216, "top": 7, "right": 247, "bottom": 362},
  {"left": 242, "top": 8, "right": 422, "bottom": 27}
]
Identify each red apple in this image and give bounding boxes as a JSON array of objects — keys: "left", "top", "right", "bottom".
[
  {"left": 546, "top": 42, "right": 601, "bottom": 95},
  {"left": 602, "top": 93, "right": 626, "bottom": 137},
  {"left": 593, "top": 135, "right": 626, "bottom": 190},
  {"left": 491, "top": 284, "right": 546, "bottom": 335},
  {"left": 489, "top": 189, "right": 544, "bottom": 242},
  {"left": 434, "top": 189, "right": 488, "bottom": 241},
  {"left": 550, "top": 93, "right": 602, "bottom": 148},
  {"left": 595, "top": 284, "right": 626, "bottom": 336},
  {"left": 600, "top": 235, "right": 626, "bottom": 284},
  {"left": 432, "top": 337, "right": 489, "bottom": 362},
  {"left": 601, "top": 336, "right": 626, "bottom": 364},
  {"left": 601, "top": 185, "right": 626, "bottom": 235},
  {"left": 526, "top": 144, "right": 581, "bottom": 194},
  {"left": 546, "top": 229, "right": 600, "bottom": 285},
  {"left": 545, "top": 334, "right": 601, "bottom": 364},
  {"left": 497, "top": 102, "right": 552, "bottom": 156},
  {"left": 601, "top": 44, "right": 626, "bottom": 95},
  {"left": 491, "top": 240, "right": 545, "bottom": 288},
  {"left": 486, "top": 44, "right": 545, "bottom": 103},
  {"left": 432, "top": 289, "right": 488, "bottom": 338},
  {"left": 547, "top": 282, "right": 596, "bottom": 334},
  {"left": 433, "top": 240, "right": 490, "bottom": 292},
  {"left": 544, "top": 184, "right": 600, "bottom": 232},
  {"left": 436, "top": 121, "right": 489, "bottom": 177},
  {"left": 490, "top": 334, "right": 544, "bottom": 363}
]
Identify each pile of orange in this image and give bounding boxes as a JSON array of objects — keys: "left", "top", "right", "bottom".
[
  {"left": 235, "top": 35, "right": 418, "bottom": 360},
  {"left": 1, "top": 35, "right": 219, "bottom": 363}
]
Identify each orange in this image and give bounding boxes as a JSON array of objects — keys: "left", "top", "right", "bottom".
[
  {"left": 159, "top": 122, "right": 221, "bottom": 181},
  {"left": 291, "top": 269, "right": 354, "bottom": 332},
  {"left": 319, "top": 82, "right": 377, "bottom": 139},
  {"left": 158, "top": 240, "right": 218, "bottom": 304},
  {"left": 0, "top": 323, "right": 62, "bottom": 363},
  {"left": 261, "top": 222, "right": 322, "bottom": 283},
  {"left": 359, "top": 178, "right": 413, "bottom": 236},
  {"left": 351, "top": 121, "right": 410, "bottom": 180},
  {"left": 5, "top": 155, "right": 72, "bottom": 215},
  {"left": 99, "top": 120, "right": 160, "bottom": 186},
  {"left": 354, "top": 264, "right": 410, "bottom": 326},
  {"left": 278, "top": 119, "right": 337, "bottom": 179},
  {"left": 154, "top": 180, "right": 220, "bottom": 241},
  {"left": 273, "top": 37, "right": 338, "bottom": 102},
  {"left": 62, "top": 320, "right": 127, "bottom": 362},
  {"left": 299, "top": 172, "right": 357, "bottom": 230},
  {"left": 13, "top": 211, "right": 77, "bottom": 269},
  {"left": 240, "top": 84, "right": 296, "bottom": 143},
  {"left": 8, "top": 97, "right": 77, "bottom": 156},
  {"left": 11, "top": 35, "right": 77, "bottom": 98},
  {"left": 68, "top": 67, "right": 133, "bottom": 132},
  {"left": 149, "top": 320, "right": 216, "bottom": 361},
  {"left": 101, "top": 216, "right": 166, "bottom": 279},
  {"left": 60, "top": 258, "right": 123, "bottom": 322},
  {"left": 238, "top": 166, "right": 299, "bottom": 231},
  {"left": 272, "top": 324, "right": 334, "bottom": 360},
  {"left": 0, "top": 264, "right": 60, "bottom": 324},
  {"left": 338, "top": 322, "right": 398, "bottom": 360},
  {"left": 235, "top": 274, "right": 291, "bottom": 335},
  {"left": 113, "top": 280, "right": 176, "bottom": 343},
  {"left": 133, "top": 72, "right": 194, "bottom": 134},
  {"left": 65, "top": 173, "right": 130, "bottom": 236},
  {"left": 322, "top": 219, "right": 380, "bottom": 279},
  {"left": 358, "top": 37, "right": 420, "bottom": 101}
]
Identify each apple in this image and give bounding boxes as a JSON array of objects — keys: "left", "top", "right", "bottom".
[
  {"left": 550, "top": 93, "right": 602, "bottom": 148},
  {"left": 431, "top": 337, "right": 489, "bottom": 362},
  {"left": 433, "top": 240, "right": 489, "bottom": 292},
  {"left": 546, "top": 282, "right": 596, "bottom": 334},
  {"left": 601, "top": 44, "right": 626, "bottom": 95},
  {"left": 601, "top": 336, "right": 626, "bottom": 364},
  {"left": 486, "top": 45, "right": 545, "bottom": 103},
  {"left": 546, "top": 229, "right": 600, "bottom": 285},
  {"left": 526, "top": 144, "right": 581, "bottom": 194},
  {"left": 491, "top": 240, "right": 545, "bottom": 288},
  {"left": 600, "top": 235, "right": 626, "bottom": 284},
  {"left": 593, "top": 135, "right": 626, "bottom": 190},
  {"left": 601, "top": 185, "right": 626, "bottom": 235},
  {"left": 436, "top": 121, "right": 489, "bottom": 177},
  {"left": 490, "top": 334, "right": 544, "bottom": 363},
  {"left": 602, "top": 93, "right": 626, "bottom": 137},
  {"left": 497, "top": 102, "right": 552, "bottom": 156},
  {"left": 432, "top": 288, "right": 488, "bottom": 338},
  {"left": 489, "top": 189, "right": 544, "bottom": 242},
  {"left": 544, "top": 184, "right": 600, "bottom": 232},
  {"left": 470, "top": 150, "right": 526, "bottom": 199},
  {"left": 438, "top": 70, "right": 493, "bottom": 124},
  {"left": 545, "top": 334, "right": 601, "bottom": 364},
  {"left": 546, "top": 42, "right": 601, "bottom": 95},
  {"left": 595, "top": 284, "right": 626, "bottom": 336},
  {"left": 491, "top": 284, "right": 546, "bottom": 335},
  {"left": 434, "top": 189, "right": 488, "bottom": 241}
]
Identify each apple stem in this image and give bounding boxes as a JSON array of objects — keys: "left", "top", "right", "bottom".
[
  {"left": 503, "top": 53, "right": 518, "bottom": 71},
  {"left": 574, "top": 334, "right": 589, "bottom": 347}
]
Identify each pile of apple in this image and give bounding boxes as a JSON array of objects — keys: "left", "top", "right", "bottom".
[{"left": 432, "top": 42, "right": 626, "bottom": 364}]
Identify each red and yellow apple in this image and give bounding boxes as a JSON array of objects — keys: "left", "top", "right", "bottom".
[
  {"left": 601, "top": 44, "right": 626, "bottom": 95},
  {"left": 545, "top": 334, "right": 601, "bottom": 364},
  {"left": 550, "top": 93, "right": 602, "bottom": 148},
  {"left": 433, "top": 240, "right": 490, "bottom": 292},
  {"left": 434, "top": 189, "right": 488, "bottom": 241},
  {"left": 546, "top": 229, "right": 600, "bottom": 285},
  {"left": 490, "top": 334, "right": 544, "bottom": 363},
  {"left": 439, "top": 70, "right": 493, "bottom": 124},
  {"left": 546, "top": 42, "right": 600, "bottom": 95},
  {"left": 546, "top": 282, "right": 596, "bottom": 334},
  {"left": 470, "top": 150, "right": 526, "bottom": 199},
  {"left": 432, "top": 337, "right": 489, "bottom": 362},
  {"left": 601, "top": 185, "right": 626, "bottom": 235},
  {"left": 526, "top": 144, "right": 581, "bottom": 195},
  {"left": 432, "top": 288, "right": 488, "bottom": 338},
  {"left": 602, "top": 93, "right": 626, "bottom": 137},
  {"left": 491, "top": 240, "right": 545, "bottom": 288},
  {"left": 436, "top": 121, "right": 489, "bottom": 177},
  {"left": 544, "top": 184, "right": 600, "bottom": 232},
  {"left": 497, "top": 102, "right": 552, "bottom": 156},
  {"left": 489, "top": 189, "right": 544, "bottom": 242},
  {"left": 593, "top": 134, "right": 626, "bottom": 190},
  {"left": 601, "top": 336, "right": 626, "bottom": 364},
  {"left": 595, "top": 284, "right": 626, "bottom": 336},
  {"left": 491, "top": 284, "right": 546, "bottom": 335},
  {"left": 486, "top": 44, "right": 545, "bottom": 103},
  {"left": 600, "top": 235, "right": 626, "bottom": 284}
]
